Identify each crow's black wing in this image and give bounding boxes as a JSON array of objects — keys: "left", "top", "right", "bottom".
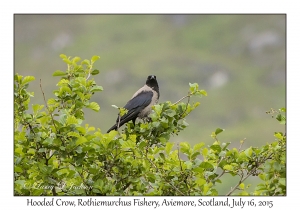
[
  {"left": 107, "top": 91, "right": 153, "bottom": 132},
  {"left": 124, "top": 91, "right": 153, "bottom": 113},
  {"left": 120, "top": 90, "right": 153, "bottom": 123}
]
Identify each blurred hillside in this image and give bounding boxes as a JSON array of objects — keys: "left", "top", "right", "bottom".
[{"left": 14, "top": 14, "right": 286, "bottom": 150}]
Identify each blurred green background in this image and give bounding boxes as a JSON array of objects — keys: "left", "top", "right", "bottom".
[{"left": 14, "top": 14, "right": 286, "bottom": 194}]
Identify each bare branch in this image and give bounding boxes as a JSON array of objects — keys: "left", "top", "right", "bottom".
[
  {"left": 172, "top": 93, "right": 191, "bottom": 106},
  {"left": 226, "top": 153, "right": 274, "bottom": 196},
  {"left": 226, "top": 172, "right": 252, "bottom": 196},
  {"left": 177, "top": 142, "right": 183, "bottom": 171},
  {"left": 40, "top": 79, "right": 58, "bottom": 133},
  {"left": 214, "top": 170, "right": 226, "bottom": 183}
]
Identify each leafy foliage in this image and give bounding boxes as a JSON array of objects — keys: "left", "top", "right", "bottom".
[{"left": 14, "top": 55, "right": 286, "bottom": 196}]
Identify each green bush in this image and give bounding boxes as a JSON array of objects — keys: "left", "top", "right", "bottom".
[{"left": 14, "top": 55, "right": 286, "bottom": 196}]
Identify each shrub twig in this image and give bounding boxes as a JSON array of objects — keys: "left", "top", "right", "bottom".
[{"left": 40, "top": 79, "right": 58, "bottom": 133}]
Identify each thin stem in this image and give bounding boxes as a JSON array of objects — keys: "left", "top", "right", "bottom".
[
  {"left": 178, "top": 94, "right": 191, "bottom": 120},
  {"left": 226, "top": 153, "right": 274, "bottom": 196},
  {"left": 172, "top": 93, "right": 191, "bottom": 106},
  {"left": 216, "top": 170, "right": 226, "bottom": 180},
  {"left": 226, "top": 171, "right": 251, "bottom": 196},
  {"left": 238, "top": 138, "right": 246, "bottom": 152},
  {"left": 86, "top": 64, "right": 93, "bottom": 81},
  {"left": 177, "top": 143, "right": 183, "bottom": 171},
  {"left": 40, "top": 79, "right": 58, "bottom": 133},
  {"left": 143, "top": 151, "right": 185, "bottom": 195}
]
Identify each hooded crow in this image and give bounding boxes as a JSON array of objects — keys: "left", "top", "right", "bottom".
[{"left": 107, "top": 75, "right": 159, "bottom": 133}]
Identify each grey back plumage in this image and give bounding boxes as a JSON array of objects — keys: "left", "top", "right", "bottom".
[{"left": 107, "top": 75, "right": 159, "bottom": 133}]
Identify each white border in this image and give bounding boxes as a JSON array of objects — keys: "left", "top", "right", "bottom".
[{"left": 2, "top": 1, "right": 299, "bottom": 209}]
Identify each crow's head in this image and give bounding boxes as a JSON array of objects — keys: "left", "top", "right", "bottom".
[
  {"left": 146, "top": 75, "right": 158, "bottom": 88},
  {"left": 146, "top": 75, "right": 159, "bottom": 98}
]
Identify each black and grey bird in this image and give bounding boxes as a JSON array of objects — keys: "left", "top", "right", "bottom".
[{"left": 107, "top": 75, "right": 159, "bottom": 133}]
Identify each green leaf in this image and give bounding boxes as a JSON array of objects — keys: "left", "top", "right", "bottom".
[
  {"left": 15, "top": 147, "right": 24, "bottom": 155},
  {"left": 66, "top": 115, "right": 78, "bottom": 125},
  {"left": 121, "top": 139, "right": 135, "bottom": 149},
  {"left": 165, "top": 109, "right": 176, "bottom": 117},
  {"left": 165, "top": 142, "right": 174, "bottom": 155},
  {"left": 90, "top": 85, "right": 103, "bottom": 92},
  {"left": 56, "top": 168, "right": 69, "bottom": 176},
  {"left": 279, "top": 178, "right": 286, "bottom": 186},
  {"left": 215, "top": 128, "right": 224, "bottom": 135},
  {"left": 91, "top": 55, "right": 100, "bottom": 63},
  {"left": 239, "top": 183, "right": 245, "bottom": 190},
  {"left": 76, "top": 127, "right": 86, "bottom": 135},
  {"left": 244, "top": 147, "right": 253, "bottom": 158},
  {"left": 274, "top": 132, "right": 283, "bottom": 140},
  {"left": 32, "top": 104, "right": 44, "bottom": 115},
  {"left": 60, "top": 86, "right": 72, "bottom": 94},
  {"left": 239, "top": 191, "right": 249, "bottom": 195},
  {"left": 47, "top": 98, "right": 57, "bottom": 105},
  {"left": 221, "top": 142, "right": 231, "bottom": 150},
  {"left": 189, "top": 82, "right": 199, "bottom": 93},
  {"left": 119, "top": 107, "right": 128, "bottom": 116},
  {"left": 152, "top": 121, "right": 160, "bottom": 128},
  {"left": 14, "top": 166, "right": 23, "bottom": 173},
  {"left": 63, "top": 58, "right": 72, "bottom": 64},
  {"left": 279, "top": 107, "right": 286, "bottom": 112},
  {"left": 223, "top": 164, "right": 233, "bottom": 171},
  {"left": 153, "top": 104, "right": 163, "bottom": 115},
  {"left": 53, "top": 70, "right": 67, "bottom": 76},
  {"left": 202, "top": 148, "right": 208, "bottom": 158},
  {"left": 258, "top": 173, "right": 266, "bottom": 181},
  {"left": 72, "top": 56, "right": 81, "bottom": 63},
  {"left": 182, "top": 120, "right": 189, "bottom": 127},
  {"left": 75, "top": 146, "right": 83, "bottom": 153},
  {"left": 81, "top": 59, "right": 90, "bottom": 65},
  {"left": 137, "top": 143, "right": 147, "bottom": 152},
  {"left": 191, "top": 152, "right": 200, "bottom": 160},
  {"left": 210, "top": 145, "right": 221, "bottom": 153},
  {"left": 57, "top": 79, "right": 69, "bottom": 86},
  {"left": 59, "top": 54, "right": 67, "bottom": 59},
  {"left": 237, "top": 152, "right": 248, "bottom": 162},
  {"left": 76, "top": 136, "right": 87, "bottom": 146},
  {"left": 180, "top": 142, "right": 191, "bottom": 155},
  {"left": 27, "top": 91, "right": 34, "bottom": 97},
  {"left": 159, "top": 153, "right": 165, "bottom": 160},
  {"left": 273, "top": 162, "right": 282, "bottom": 171},
  {"left": 193, "top": 142, "right": 205, "bottom": 152},
  {"left": 196, "top": 177, "right": 206, "bottom": 186},
  {"left": 192, "top": 102, "right": 200, "bottom": 108},
  {"left": 15, "top": 74, "right": 23, "bottom": 83},
  {"left": 15, "top": 180, "right": 25, "bottom": 186},
  {"left": 91, "top": 69, "right": 100, "bottom": 75},
  {"left": 199, "top": 161, "right": 214, "bottom": 170},
  {"left": 276, "top": 114, "right": 282, "bottom": 121},
  {"left": 27, "top": 148, "right": 36, "bottom": 155},
  {"left": 87, "top": 102, "right": 100, "bottom": 112},
  {"left": 199, "top": 89, "right": 207, "bottom": 96},
  {"left": 67, "top": 131, "right": 81, "bottom": 138},
  {"left": 203, "top": 184, "right": 210, "bottom": 195},
  {"left": 22, "top": 76, "right": 35, "bottom": 85},
  {"left": 43, "top": 138, "right": 53, "bottom": 145},
  {"left": 129, "top": 134, "right": 137, "bottom": 143}
]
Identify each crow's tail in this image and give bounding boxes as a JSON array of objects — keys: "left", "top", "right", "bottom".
[{"left": 107, "top": 124, "right": 117, "bottom": 133}]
